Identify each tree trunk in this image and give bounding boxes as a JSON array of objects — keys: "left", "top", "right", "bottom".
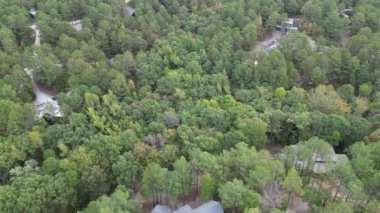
[
  {"left": 323, "top": 179, "right": 336, "bottom": 205},
  {"left": 317, "top": 178, "right": 323, "bottom": 190},
  {"left": 333, "top": 182, "right": 343, "bottom": 201},
  {"left": 193, "top": 171, "right": 198, "bottom": 200},
  {"left": 287, "top": 192, "right": 293, "bottom": 208},
  {"left": 291, "top": 195, "right": 294, "bottom": 207},
  {"left": 328, "top": 178, "right": 337, "bottom": 195},
  {"left": 285, "top": 155, "right": 289, "bottom": 172},
  {"left": 152, "top": 191, "right": 156, "bottom": 205},
  {"left": 366, "top": 192, "right": 373, "bottom": 206}
]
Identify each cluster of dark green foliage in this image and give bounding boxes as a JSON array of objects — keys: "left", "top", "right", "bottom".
[{"left": 0, "top": 0, "right": 380, "bottom": 212}]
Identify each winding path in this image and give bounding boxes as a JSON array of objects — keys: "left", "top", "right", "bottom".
[{"left": 24, "top": 24, "right": 63, "bottom": 119}]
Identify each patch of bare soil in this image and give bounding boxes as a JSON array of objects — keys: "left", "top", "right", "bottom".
[
  {"left": 313, "top": 179, "right": 346, "bottom": 199},
  {"left": 267, "top": 142, "right": 284, "bottom": 155},
  {"left": 289, "top": 196, "right": 309, "bottom": 213},
  {"left": 34, "top": 81, "right": 58, "bottom": 96},
  {"left": 251, "top": 31, "right": 282, "bottom": 52},
  {"left": 286, "top": 196, "right": 309, "bottom": 213},
  {"left": 340, "top": 29, "right": 351, "bottom": 46}
]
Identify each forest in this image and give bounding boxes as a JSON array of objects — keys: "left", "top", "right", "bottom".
[{"left": 0, "top": 0, "right": 379, "bottom": 212}]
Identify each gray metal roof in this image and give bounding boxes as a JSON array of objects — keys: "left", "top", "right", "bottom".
[
  {"left": 151, "top": 205, "right": 171, "bottom": 213},
  {"left": 152, "top": 201, "right": 224, "bottom": 213},
  {"left": 194, "top": 201, "right": 224, "bottom": 213},
  {"left": 69, "top": 20, "right": 83, "bottom": 31},
  {"left": 123, "top": 6, "right": 135, "bottom": 17},
  {"left": 173, "top": 204, "right": 193, "bottom": 213}
]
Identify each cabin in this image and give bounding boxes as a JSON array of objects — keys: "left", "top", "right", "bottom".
[
  {"left": 151, "top": 205, "right": 171, "bottom": 213},
  {"left": 69, "top": 20, "right": 83, "bottom": 31},
  {"left": 35, "top": 99, "right": 63, "bottom": 120},
  {"left": 123, "top": 0, "right": 135, "bottom": 17},
  {"left": 173, "top": 204, "right": 193, "bottom": 213},
  {"left": 151, "top": 200, "right": 224, "bottom": 213},
  {"left": 29, "top": 7, "right": 37, "bottom": 18},
  {"left": 123, "top": 6, "right": 135, "bottom": 17},
  {"left": 341, "top": 8, "right": 353, "bottom": 18},
  {"left": 194, "top": 200, "right": 224, "bottom": 213},
  {"left": 275, "top": 18, "right": 301, "bottom": 34}
]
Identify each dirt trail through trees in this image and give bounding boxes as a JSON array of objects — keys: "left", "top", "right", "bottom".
[{"left": 24, "top": 23, "right": 62, "bottom": 118}]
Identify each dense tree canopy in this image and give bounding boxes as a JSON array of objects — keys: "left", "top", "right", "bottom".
[{"left": 0, "top": 0, "right": 379, "bottom": 212}]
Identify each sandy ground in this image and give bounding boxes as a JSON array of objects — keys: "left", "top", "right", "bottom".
[
  {"left": 287, "top": 196, "right": 309, "bottom": 213},
  {"left": 286, "top": 178, "right": 313, "bottom": 213},
  {"left": 25, "top": 24, "right": 62, "bottom": 118},
  {"left": 252, "top": 31, "right": 282, "bottom": 52},
  {"left": 30, "top": 24, "right": 40, "bottom": 46},
  {"left": 252, "top": 30, "right": 318, "bottom": 53},
  {"left": 307, "top": 36, "right": 317, "bottom": 50},
  {"left": 27, "top": 25, "right": 56, "bottom": 105},
  {"left": 340, "top": 29, "right": 350, "bottom": 46}
]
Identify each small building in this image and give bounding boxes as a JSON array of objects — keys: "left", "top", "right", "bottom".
[
  {"left": 151, "top": 201, "right": 223, "bottom": 213},
  {"left": 123, "top": 0, "right": 135, "bottom": 17},
  {"left": 151, "top": 205, "right": 171, "bottom": 213},
  {"left": 35, "top": 99, "right": 63, "bottom": 120},
  {"left": 29, "top": 7, "right": 37, "bottom": 18},
  {"left": 173, "top": 204, "right": 193, "bottom": 213},
  {"left": 123, "top": 6, "right": 135, "bottom": 17},
  {"left": 69, "top": 20, "right": 83, "bottom": 31},
  {"left": 288, "top": 18, "right": 301, "bottom": 30},
  {"left": 194, "top": 200, "right": 224, "bottom": 213},
  {"left": 275, "top": 18, "right": 301, "bottom": 34},
  {"left": 341, "top": 8, "right": 353, "bottom": 18}
]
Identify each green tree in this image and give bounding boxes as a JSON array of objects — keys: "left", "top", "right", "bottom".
[
  {"left": 112, "top": 152, "right": 141, "bottom": 191},
  {"left": 248, "top": 165, "right": 273, "bottom": 190},
  {"left": 80, "top": 166, "right": 109, "bottom": 202},
  {"left": 308, "top": 85, "right": 350, "bottom": 115},
  {"left": 267, "top": 12, "right": 281, "bottom": 30},
  {"left": 337, "top": 84, "right": 355, "bottom": 103},
  {"left": 324, "top": 202, "right": 353, "bottom": 213},
  {"left": 283, "top": 168, "right": 303, "bottom": 207},
  {"left": 302, "top": 1, "right": 322, "bottom": 23},
  {"left": 284, "top": 0, "right": 301, "bottom": 14},
  {"left": 242, "top": 23, "right": 257, "bottom": 50},
  {"left": 219, "top": 179, "right": 261, "bottom": 213},
  {"left": 237, "top": 117, "right": 268, "bottom": 149},
  {"left": 167, "top": 170, "right": 182, "bottom": 208},
  {"left": 82, "top": 185, "right": 141, "bottom": 213},
  {"left": 173, "top": 157, "right": 192, "bottom": 192},
  {"left": 323, "top": 14, "right": 346, "bottom": 40},
  {"left": 141, "top": 163, "right": 168, "bottom": 205},
  {"left": 200, "top": 173, "right": 217, "bottom": 201}
]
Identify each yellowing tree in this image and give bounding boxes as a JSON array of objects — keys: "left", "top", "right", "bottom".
[{"left": 308, "top": 85, "right": 350, "bottom": 115}]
